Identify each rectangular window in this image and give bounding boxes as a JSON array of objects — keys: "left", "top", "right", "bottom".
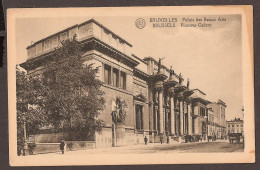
[
  {"left": 113, "top": 68, "right": 119, "bottom": 87},
  {"left": 135, "top": 105, "right": 143, "bottom": 130},
  {"left": 200, "top": 107, "right": 205, "bottom": 117},
  {"left": 104, "top": 65, "right": 111, "bottom": 85},
  {"left": 120, "top": 72, "right": 126, "bottom": 90}
]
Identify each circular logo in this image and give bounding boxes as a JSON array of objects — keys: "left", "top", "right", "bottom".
[{"left": 135, "top": 18, "right": 146, "bottom": 29}]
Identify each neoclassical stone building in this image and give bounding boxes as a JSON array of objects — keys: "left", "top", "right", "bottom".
[
  {"left": 226, "top": 118, "right": 243, "bottom": 135},
  {"left": 21, "top": 19, "right": 226, "bottom": 147}
]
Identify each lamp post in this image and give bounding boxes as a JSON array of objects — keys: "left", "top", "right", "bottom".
[
  {"left": 204, "top": 115, "right": 208, "bottom": 141},
  {"left": 242, "top": 106, "right": 244, "bottom": 147},
  {"left": 111, "top": 100, "right": 117, "bottom": 147},
  {"left": 22, "top": 122, "right": 28, "bottom": 156}
]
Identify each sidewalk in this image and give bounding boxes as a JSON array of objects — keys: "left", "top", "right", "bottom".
[{"left": 27, "top": 139, "right": 227, "bottom": 156}]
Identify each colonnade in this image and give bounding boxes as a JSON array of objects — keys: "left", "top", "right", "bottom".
[{"left": 153, "top": 86, "right": 193, "bottom": 136}]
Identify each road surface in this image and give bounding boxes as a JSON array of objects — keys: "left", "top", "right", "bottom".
[{"left": 28, "top": 140, "right": 244, "bottom": 156}]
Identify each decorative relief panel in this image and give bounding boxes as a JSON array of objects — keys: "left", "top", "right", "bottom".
[
  {"left": 60, "top": 31, "right": 68, "bottom": 42},
  {"left": 133, "top": 84, "right": 147, "bottom": 97},
  {"left": 69, "top": 28, "right": 78, "bottom": 39},
  {"left": 102, "top": 29, "right": 110, "bottom": 43},
  {"left": 79, "top": 24, "right": 93, "bottom": 39},
  {"left": 124, "top": 45, "right": 131, "bottom": 56},
  {"left": 118, "top": 41, "right": 125, "bottom": 53},
  {"left": 166, "top": 96, "right": 170, "bottom": 106},
  {"left": 175, "top": 99, "right": 180, "bottom": 110},
  {"left": 110, "top": 35, "right": 118, "bottom": 48},
  {"left": 154, "top": 91, "right": 159, "bottom": 104},
  {"left": 27, "top": 46, "right": 36, "bottom": 58},
  {"left": 50, "top": 36, "right": 59, "bottom": 48},
  {"left": 35, "top": 43, "right": 43, "bottom": 55},
  {"left": 44, "top": 39, "right": 50, "bottom": 51},
  {"left": 184, "top": 101, "right": 187, "bottom": 114}
]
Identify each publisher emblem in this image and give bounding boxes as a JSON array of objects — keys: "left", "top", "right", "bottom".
[{"left": 135, "top": 18, "right": 146, "bottom": 29}]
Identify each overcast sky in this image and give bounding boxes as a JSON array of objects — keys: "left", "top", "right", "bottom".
[{"left": 15, "top": 14, "right": 243, "bottom": 120}]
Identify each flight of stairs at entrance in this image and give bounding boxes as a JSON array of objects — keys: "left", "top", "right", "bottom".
[
  {"left": 170, "top": 136, "right": 182, "bottom": 143},
  {"left": 154, "top": 134, "right": 182, "bottom": 144}
]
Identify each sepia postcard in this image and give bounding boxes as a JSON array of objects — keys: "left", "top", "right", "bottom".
[{"left": 7, "top": 6, "right": 254, "bottom": 166}]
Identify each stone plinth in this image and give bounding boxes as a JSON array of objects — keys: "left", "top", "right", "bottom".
[{"left": 115, "top": 124, "right": 126, "bottom": 147}]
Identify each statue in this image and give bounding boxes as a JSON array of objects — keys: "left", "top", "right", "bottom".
[
  {"left": 158, "top": 57, "right": 165, "bottom": 73},
  {"left": 187, "top": 78, "right": 190, "bottom": 89},
  {"left": 169, "top": 66, "right": 174, "bottom": 79},
  {"left": 179, "top": 73, "right": 183, "bottom": 85},
  {"left": 73, "top": 33, "right": 77, "bottom": 39},
  {"left": 111, "top": 97, "right": 128, "bottom": 124}
]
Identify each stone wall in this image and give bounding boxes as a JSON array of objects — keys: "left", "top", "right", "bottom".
[{"left": 33, "top": 133, "right": 68, "bottom": 143}]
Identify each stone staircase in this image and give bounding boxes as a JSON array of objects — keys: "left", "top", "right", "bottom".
[{"left": 154, "top": 134, "right": 182, "bottom": 144}]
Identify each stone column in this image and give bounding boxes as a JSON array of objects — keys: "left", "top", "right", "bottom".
[
  {"left": 158, "top": 89, "right": 164, "bottom": 134},
  {"left": 154, "top": 106, "right": 158, "bottom": 131},
  {"left": 170, "top": 94, "right": 175, "bottom": 135},
  {"left": 148, "top": 86, "right": 154, "bottom": 133},
  {"left": 179, "top": 94, "right": 184, "bottom": 135},
  {"left": 165, "top": 109, "right": 168, "bottom": 132},
  {"left": 183, "top": 101, "right": 186, "bottom": 134},
  {"left": 188, "top": 101, "right": 193, "bottom": 135},
  {"left": 134, "top": 104, "right": 136, "bottom": 129}
]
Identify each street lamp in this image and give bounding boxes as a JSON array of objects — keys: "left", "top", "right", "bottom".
[
  {"left": 204, "top": 115, "right": 208, "bottom": 141},
  {"left": 242, "top": 106, "right": 244, "bottom": 147},
  {"left": 111, "top": 100, "right": 117, "bottom": 147}
]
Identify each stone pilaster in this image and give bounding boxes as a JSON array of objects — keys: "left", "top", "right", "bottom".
[
  {"left": 183, "top": 101, "right": 187, "bottom": 134},
  {"left": 187, "top": 100, "right": 193, "bottom": 135}
]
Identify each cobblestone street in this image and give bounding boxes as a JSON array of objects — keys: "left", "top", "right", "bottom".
[{"left": 27, "top": 140, "right": 244, "bottom": 157}]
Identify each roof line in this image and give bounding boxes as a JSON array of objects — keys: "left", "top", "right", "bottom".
[
  {"left": 26, "top": 19, "right": 133, "bottom": 49},
  {"left": 191, "top": 88, "right": 206, "bottom": 95},
  {"left": 143, "top": 56, "right": 181, "bottom": 79},
  {"left": 26, "top": 24, "right": 79, "bottom": 49},
  {"left": 132, "top": 54, "right": 147, "bottom": 65}
]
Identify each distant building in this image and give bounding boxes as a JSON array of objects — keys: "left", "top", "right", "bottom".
[
  {"left": 226, "top": 118, "right": 243, "bottom": 135},
  {"left": 190, "top": 89, "right": 211, "bottom": 140},
  {"left": 207, "top": 107, "right": 216, "bottom": 137},
  {"left": 208, "top": 100, "right": 227, "bottom": 139}
]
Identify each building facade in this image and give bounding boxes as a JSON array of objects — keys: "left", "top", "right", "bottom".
[
  {"left": 226, "top": 118, "right": 243, "bottom": 135},
  {"left": 21, "top": 19, "right": 227, "bottom": 147},
  {"left": 208, "top": 100, "right": 227, "bottom": 139}
]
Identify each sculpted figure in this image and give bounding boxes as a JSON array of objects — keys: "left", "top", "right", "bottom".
[
  {"left": 187, "top": 78, "right": 190, "bottom": 89},
  {"left": 179, "top": 73, "right": 183, "bottom": 85},
  {"left": 158, "top": 57, "right": 164, "bottom": 73},
  {"left": 169, "top": 66, "right": 174, "bottom": 79}
]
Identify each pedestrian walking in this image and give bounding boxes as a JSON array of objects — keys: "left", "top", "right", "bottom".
[
  {"left": 60, "top": 140, "right": 65, "bottom": 154},
  {"left": 144, "top": 136, "right": 148, "bottom": 145},
  {"left": 160, "top": 136, "right": 163, "bottom": 144},
  {"left": 167, "top": 136, "right": 170, "bottom": 144}
]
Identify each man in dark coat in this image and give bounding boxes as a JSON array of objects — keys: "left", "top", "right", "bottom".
[
  {"left": 60, "top": 140, "right": 65, "bottom": 154},
  {"left": 160, "top": 136, "right": 163, "bottom": 144},
  {"left": 144, "top": 136, "right": 148, "bottom": 145}
]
